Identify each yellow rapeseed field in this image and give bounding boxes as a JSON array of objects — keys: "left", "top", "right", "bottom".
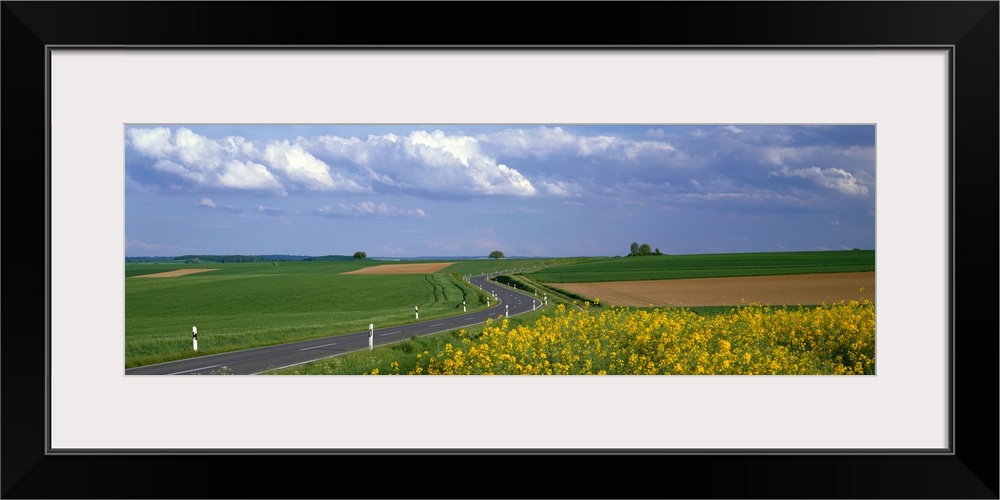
[{"left": 388, "top": 300, "right": 875, "bottom": 375}]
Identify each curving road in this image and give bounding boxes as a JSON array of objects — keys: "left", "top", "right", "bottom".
[{"left": 124, "top": 274, "right": 545, "bottom": 375}]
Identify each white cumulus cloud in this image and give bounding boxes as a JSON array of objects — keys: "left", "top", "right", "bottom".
[
  {"left": 217, "top": 160, "right": 284, "bottom": 192},
  {"left": 126, "top": 127, "right": 372, "bottom": 195},
  {"left": 172, "top": 128, "right": 224, "bottom": 168},
  {"left": 127, "top": 127, "right": 175, "bottom": 158},
  {"left": 263, "top": 140, "right": 367, "bottom": 193},
  {"left": 310, "top": 130, "right": 538, "bottom": 197},
  {"left": 770, "top": 165, "right": 869, "bottom": 195}
]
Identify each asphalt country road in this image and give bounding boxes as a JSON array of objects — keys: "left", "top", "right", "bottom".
[{"left": 124, "top": 274, "right": 546, "bottom": 375}]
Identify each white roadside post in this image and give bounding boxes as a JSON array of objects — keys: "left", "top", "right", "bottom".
[
  {"left": 544, "top": 294, "right": 548, "bottom": 305},
  {"left": 505, "top": 304, "right": 509, "bottom": 317},
  {"left": 487, "top": 297, "right": 490, "bottom": 307},
  {"left": 463, "top": 300, "right": 466, "bottom": 313},
  {"left": 368, "top": 323, "right": 374, "bottom": 351},
  {"left": 415, "top": 306, "right": 419, "bottom": 320},
  {"left": 192, "top": 326, "right": 198, "bottom": 351}
]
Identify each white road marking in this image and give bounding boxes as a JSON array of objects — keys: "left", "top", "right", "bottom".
[
  {"left": 300, "top": 342, "right": 338, "bottom": 351},
  {"left": 169, "top": 364, "right": 222, "bottom": 375},
  {"left": 380, "top": 331, "right": 402, "bottom": 337},
  {"left": 431, "top": 323, "right": 445, "bottom": 326}
]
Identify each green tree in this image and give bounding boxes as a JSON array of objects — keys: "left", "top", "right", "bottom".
[
  {"left": 639, "top": 243, "right": 652, "bottom": 256},
  {"left": 629, "top": 242, "right": 640, "bottom": 256},
  {"left": 489, "top": 250, "right": 505, "bottom": 259},
  {"left": 654, "top": 248, "right": 662, "bottom": 255},
  {"left": 353, "top": 251, "right": 367, "bottom": 259}
]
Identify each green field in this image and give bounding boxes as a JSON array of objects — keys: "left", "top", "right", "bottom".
[
  {"left": 438, "top": 258, "right": 591, "bottom": 278},
  {"left": 253, "top": 250, "right": 877, "bottom": 375},
  {"left": 126, "top": 250, "right": 875, "bottom": 370},
  {"left": 125, "top": 261, "right": 489, "bottom": 368},
  {"left": 524, "top": 250, "right": 875, "bottom": 283}
]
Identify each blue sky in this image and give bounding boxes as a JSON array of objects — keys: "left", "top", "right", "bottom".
[{"left": 124, "top": 124, "right": 876, "bottom": 258}]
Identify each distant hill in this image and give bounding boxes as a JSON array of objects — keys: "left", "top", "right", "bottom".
[
  {"left": 301, "top": 255, "right": 357, "bottom": 262},
  {"left": 125, "top": 254, "right": 354, "bottom": 263},
  {"left": 125, "top": 254, "right": 560, "bottom": 264},
  {"left": 370, "top": 256, "right": 559, "bottom": 261}
]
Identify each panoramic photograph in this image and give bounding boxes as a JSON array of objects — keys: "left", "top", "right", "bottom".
[{"left": 123, "top": 124, "right": 876, "bottom": 375}]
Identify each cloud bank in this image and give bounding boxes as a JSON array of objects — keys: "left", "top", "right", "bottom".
[{"left": 127, "top": 125, "right": 874, "bottom": 208}]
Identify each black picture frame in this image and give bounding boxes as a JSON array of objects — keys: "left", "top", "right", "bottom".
[{"left": 4, "top": 2, "right": 997, "bottom": 498}]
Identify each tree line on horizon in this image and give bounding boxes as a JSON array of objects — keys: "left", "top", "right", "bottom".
[{"left": 125, "top": 254, "right": 361, "bottom": 264}]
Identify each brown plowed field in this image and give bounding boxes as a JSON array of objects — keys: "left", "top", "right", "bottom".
[
  {"left": 556, "top": 272, "right": 875, "bottom": 307},
  {"left": 342, "top": 262, "right": 455, "bottom": 275},
  {"left": 133, "top": 268, "right": 221, "bottom": 278}
]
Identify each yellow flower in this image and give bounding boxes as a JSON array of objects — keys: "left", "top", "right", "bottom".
[{"left": 405, "top": 298, "right": 872, "bottom": 375}]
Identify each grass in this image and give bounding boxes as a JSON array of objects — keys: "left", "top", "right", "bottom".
[
  {"left": 262, "top": 305, "right": 559, "bottom": 375},
  {"left": 124, "top": 260, "right": 373, "bottom": 277},
  {"left": 525, "top": 249, "right": 875, "bottom": 283},
  {"left": 126, "top": 250, "right": 876, "bottom": 371},
  {"left": 125, "top": 261, "right": 489, "bottom": 368}
]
